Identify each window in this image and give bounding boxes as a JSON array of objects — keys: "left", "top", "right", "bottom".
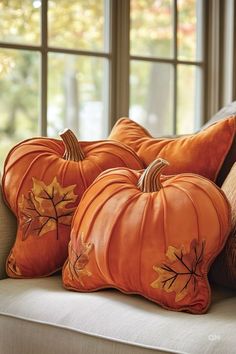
[
  {"left": 0, "top": 0, "right": 110, "bottom": 168},
  {"left": 0, "top": 0, "right": 208, "bottom": 169},
  {"left": 129, "top": 0, "right": 204, "bottom": 137}
]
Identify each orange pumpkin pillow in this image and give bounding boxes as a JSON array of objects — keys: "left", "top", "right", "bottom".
[
  {"left": 63, "top": 159, "right": 231, "bottom": 314},
  {"left": 109, "top": 116, "right": 236, "bottom": 183},
  {"left": 210, "top": 163, "right": 236, "bottom": 289},
  {"left": 2, "top": 129, "right": 143, "bottom": 278}
]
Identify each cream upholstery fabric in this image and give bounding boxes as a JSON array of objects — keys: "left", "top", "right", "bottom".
[
  {"left": 0, "top": 275, "right": 236, "bottom": 354},
  {"left": 0, "top": 177, "right": 17, "bottom": 279}
]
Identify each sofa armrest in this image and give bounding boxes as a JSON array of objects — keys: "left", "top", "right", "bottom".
[{"left": 0, "top": 177, "right": 17, "bottom": 279}]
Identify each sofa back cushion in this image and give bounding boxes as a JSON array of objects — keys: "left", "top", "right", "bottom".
[
  {"left": 210, "top": 163, "right": 236, "bottom": 289},
  {"left": 202, "top": 101, "right": 236, "bottom": 129},
  {"left": 0, "top": 177, "right": 17, "bottom": 279}
]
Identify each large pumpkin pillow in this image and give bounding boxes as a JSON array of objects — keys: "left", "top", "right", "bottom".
[
  {"left": 109, "top": 116, "right": 236, "bottom": 183},
  {"left": 210, "top": 163, "right": 236, "bottom": 289},
  {"left": 2, "top": 129, "right": 143, "bottom": 278},
  {"left": 63, "top": 159, "right": 231, "bottom": 314}
]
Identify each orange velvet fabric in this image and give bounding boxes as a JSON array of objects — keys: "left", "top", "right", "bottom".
[
  {"left": 109, "top": 116, "right": 236, "bottom": 182},
  {"left": 2, "top": 137, "right": 143, "bottom": 278},
  {"left": 63, "top": 162, "right": 231, "bottom": 314}
]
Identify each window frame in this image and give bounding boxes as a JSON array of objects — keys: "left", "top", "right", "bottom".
[
  {"left": 0, "top": 0, "right": 112, "bottom": 136},
  {"left": 112, "top": 0, "right": 207, "bottom": 134},
  {"left": 128, "top": 0, "right": 206, "bottom": 134},
  {"left": 0, "top": 0, "right": 234, "bottom": 139}
]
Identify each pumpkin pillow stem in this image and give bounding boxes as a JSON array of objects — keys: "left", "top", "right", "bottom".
[
  {"left": 138, "top": 158, "right": 169, "bottom": 193},
  {"left": 60, "top": 128, "right": 85, "bottom": 162}
]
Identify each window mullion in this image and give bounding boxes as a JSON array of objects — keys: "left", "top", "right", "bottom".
[
  {"left": 233, "top": 2, "right": 236, "bottom": 101},
  {"left": 173, "top": 0, "right": 178, "bottom": 135},
  {"left": 205, "top": 0, "right": 221, "bottom": 121},
  {"left": 40, "top": 0, "right": 48, "bottom": 136},
  {"left": 114, "top": 0, "right": 130, "bottom": 123},
  {"left": 108, "top": 0, "right": 117, "bottom": 130}
]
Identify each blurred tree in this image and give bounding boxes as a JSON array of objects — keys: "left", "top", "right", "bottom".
[
  {"left": 48, "top": 0, "right": 104, "bottom": 51},
  {"left": 0, "top": 50, "right": 39, "bottom": 136}
]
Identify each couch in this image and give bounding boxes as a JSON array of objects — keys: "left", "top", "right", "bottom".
[
  {"left": 1, "top": 177, "right": 236, "bottom": 354},
  {"left": 2, "top": 101, "right": 236, "bottom": 354}
]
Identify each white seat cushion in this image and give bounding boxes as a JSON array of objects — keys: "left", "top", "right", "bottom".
[{"left": 0, "top": 275, "right": 236, "bottom": 354}]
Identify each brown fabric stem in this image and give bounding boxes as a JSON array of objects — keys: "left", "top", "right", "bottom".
[
  {"left": 138, "top": 158, "right": 169, "bottom": 192},
  {"left": 60, "top": 129, "right": 85, "bottom": 161}
]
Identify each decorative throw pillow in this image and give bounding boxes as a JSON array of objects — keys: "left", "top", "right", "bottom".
[
  {"left": 210, "top": 163, "right": 236, "bottom": 289},
  {"left": 200, "top": 102, "right": 236, "bottom": 186},
  {"left": 63, "top": 158, "right": 231, "bottom": 314},
  {"left": 2, "top": 129, "right": 143, "bottom": 278},
  {"left": 109, "top": 116, "right": 236, "bottom": 183}
]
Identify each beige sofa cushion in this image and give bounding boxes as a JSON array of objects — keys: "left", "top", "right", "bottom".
[
  {"left": 0, "top": 275, "right": 236, "bottom": 354},
  {"left": 0, "top": 177, "right": 17, "bottom": 279}
]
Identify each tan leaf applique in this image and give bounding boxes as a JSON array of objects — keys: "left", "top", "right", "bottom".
[
  {"left": 68, "top": 233, "right": 93, "bottom": 286},
  {"left": 19, "top": 177, "right": 77, "bottom": 240},
  {"left": 151, "top": 239, "right": 205, "bottom": 302}
]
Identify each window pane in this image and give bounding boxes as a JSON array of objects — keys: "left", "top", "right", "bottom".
[
  {"left": 48, "top": 0, "right": 107, "bottom": 51},
  {"left": 177, "top": 65, "right": 202, "bottom": 134},
  {"left": 48, "top": 53, "right": 109, "bottom": 140},
  {"left": 0, "top": 49, "right": 40, "bottom": 170},
  {"left": 177, "top": 0, "right": 203, "bottom": 61},
  {"left": 0, "top": 0, "right": 41, "bottom": 45},
  {"left": 130, "top": 0, "right": 173, "bottom": 58},
  {"left": 130, "top": 61, "right": 174, "bottom": 136}
]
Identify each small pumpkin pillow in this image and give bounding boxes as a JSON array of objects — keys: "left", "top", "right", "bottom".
[
  {"left": 2, "top": 129, "right": 143, "bottom": 278},
  {"left": 109, "top": 116, "right": 236, "bottom": 183},
  {"left": 210, "top": 163, "right": 236, "bottom": 289},
  {"left": 63, "top": 159, "right": 231, "bottom": 314}
]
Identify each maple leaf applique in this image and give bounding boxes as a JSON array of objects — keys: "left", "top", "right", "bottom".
[
  {"left": 151, "top": 239, "right": 205, "bottom": 302},
  {"left": 19, "top": 177, "right": 77, "bottom": 240},
  {"left": 68, "top": 233, "right": 94, "bottom": 286}
]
